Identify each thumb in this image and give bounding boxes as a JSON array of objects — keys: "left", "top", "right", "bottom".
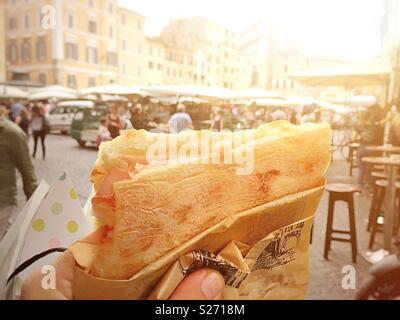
[{"left": 169, "top": 269, "right": 225, "bottom": 300}]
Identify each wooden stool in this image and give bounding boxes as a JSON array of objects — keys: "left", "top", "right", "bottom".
[
  {"left": 324, "top": 183, "right": 359, "bottom": 263},
  {"left": 348, "top": 143, "right": 359, "bottom": 177},
  {"left": 368, "top": 179, "right": 400, "bottom": 249}
]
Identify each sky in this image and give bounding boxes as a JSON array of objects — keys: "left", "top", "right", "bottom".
[{"left": 119, "top": 0, "right": 386, "bottom": 61}]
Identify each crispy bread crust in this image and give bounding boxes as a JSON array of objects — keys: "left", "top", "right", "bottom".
[{"left": 90, "top": 121, "right": 331, "bottom": 279}]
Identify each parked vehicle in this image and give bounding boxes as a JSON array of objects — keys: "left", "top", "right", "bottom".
[
  {"left": 48, "top": 100, "right": 94, "bottom": 134},
  {"left": 70, "top": 106, "right": 107, "bottom": 147}
]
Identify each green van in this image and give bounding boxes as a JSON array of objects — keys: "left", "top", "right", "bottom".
[{"left": 70, "top": 106, "right": 107, "bottom": 147}]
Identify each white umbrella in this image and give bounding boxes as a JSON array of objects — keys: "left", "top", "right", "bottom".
[
  {"left": 231, "top": 87, "right": 283, "bottom": 100},
  {"left": 101, "top": 94, "right": 129, "bottom": 102},
  {"left": 289, "top": 60, "right": 391, "bottom": 87},
  {"left": 150, "top": 95, "right": 207, "bottom": 105},
  {"left": 320, "top": 103, "right": 351, "bottom": 114},
  {"left": 28, "top": 91, "right": 78, "bottom": 100},
  {"left": 0, "top": 85, "right": 28, "bottom": 99},
  {"left": 285, "top": 97, "right": 319, "bottom": 106},
  {"left": 142, "top": 85, "right": 233, "bottom": 101},
  {"left": 335, "top": 95, "right": 377, "bottom": 107},
  {"left": 79, "top": 85, "right": 143, "bottom": 96},
  {"left": 29, "top": 85, "right": 76, "bottom": 94},
  {"left": 254, "top": 98, "right": 287, "bottom": 107}
]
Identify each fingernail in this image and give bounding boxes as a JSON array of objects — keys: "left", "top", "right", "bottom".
[{"left": 201, "top": 272, "right": 224, "bottom": 299}]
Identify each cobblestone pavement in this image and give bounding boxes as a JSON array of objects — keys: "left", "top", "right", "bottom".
[{"left": 15, "top": 133, "right": 380, "bottom": 300}]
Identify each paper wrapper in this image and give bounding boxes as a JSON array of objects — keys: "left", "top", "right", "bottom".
[{"left": 72, "top": 181, "right": 324, "bottom": 300}]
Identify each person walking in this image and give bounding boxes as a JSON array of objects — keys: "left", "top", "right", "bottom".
[
  {"left": 210, "top": 109, "right": 224, "bottom": 131},
  {"left": 130, "top": 103, "right": 148, "bottom": 130},
  {"left": 15, "top": 107, "right": 30, "bottom": 136},
  {"left": 168, "top": 104, "right": 193, "bottom": 133},
  {"left": 0, "top": 107, "right": 37, "bottom": 240},
  {"left": 9, "top": 99, "right": 24, "bottom": 122},
  {"left": 31, "top": 105, "right": 49, "bottom": 160},
  {"left": 107, "top": 104, "right": 123, "bottom": 139}
]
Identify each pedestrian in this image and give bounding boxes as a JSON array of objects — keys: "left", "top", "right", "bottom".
[
  {"left": 210, "top": 109, "right": 223, "bottom": 131},
  {"left": 289, "top": 110, "right": 298, "bottom": 124},
  {"left": 96, "top": 117, "right": 112, "bottom": 148},
  {"left": 107, "top": 104, "right": 123, "bottom": 139},
  {"left": 271, "top": 108, "right": 287, "bottom": 121},
  {"left": 31, "top": 104, "right": 49, "bottom": 160},
  {"left": 130, "top": 103, "right": 148, "bottom": 130},
  {"left": 0, "top": 106, "right": 37, "bottom": 240},
  {"left": 10, "top": 99, "right": 24, "bottom": 122},
  {"left": 168, "top": 103, "right": 192, "bottom": 133},
  {"left": 15, "top": 107, "right": 30, "bottom": 136}
]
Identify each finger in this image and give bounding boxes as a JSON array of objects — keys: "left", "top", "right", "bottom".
[{"left": 169, "top": 269, "right": 225, "bottom": 300}]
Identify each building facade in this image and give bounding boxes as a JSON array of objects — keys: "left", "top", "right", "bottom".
[
  {"left": 160, "top": 17, "right": 252, "bottom": 89},
  {"left": 4, "top": 1, "right": 252, "bottom": 89},
  {"left": 5, "top": 0, "right": 123, "bottom": 88},
  {"left": 118, "top": 6, "right": 147, "bottom": 86}
]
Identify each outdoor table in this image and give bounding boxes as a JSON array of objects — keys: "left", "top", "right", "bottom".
[{"left": 362, "top": 156, "right": 400, "bottom": 262}]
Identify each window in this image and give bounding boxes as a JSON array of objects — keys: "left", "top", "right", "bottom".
[
  {"left": 38, "top": 73, "right": 46, "bottom": 85},
  {"left": 24, "top": 13, "right": 29, "bottom": 29},
  {"left": 88, "top": 76, "right": 96, "bottom": 87},
  {"left": 9, "top": 16, "right": 17, "bottom": 30},
  {"left": 21, "top": 38, "right": 31, "bottom": 61},
  {"left": 35, "top": 37, "right": 46, "bottom": 60},
  {"left": 109, "top": 25, "right": 114, "bottom": 39},
  {"left": 108, "top": 0, "right": 113, "bottom": 14},
  {"left": 137, "top": 20, "right": 142, "bottom": 30},
  {"left": 157, "top": 63, "right": 162, "bottom": 71},
  {"left": 9, "top": 40, "right": 18, "bottom": 62},
  {"left": 65, "top": 42, "right": 78, "bottom": 60},
  {"left": 121, "top": 63, "right": 126, "bottom": 75},
  {"left": 122, "top": 39, "right": 126, "bottom": 51},
  {"left": 121, "top": 14, "right": 126, "bottom": 25},
  {"left": 67, "top": 74, "right": 77, "bottom": 88},
  {"left": 38, "top": 8, "right": 46, "bottom": 28},
  {"left": 86, "top": 47, "right": 98, "bottom": 64},
  {"left": 137, "top": 66, "right": 142, "bottom": 76},
  {"left": 138, "top": 44, "right": 142, "bottom": 54},
  {"left": 107, "top": 51, "right": 117, "bottom": 66},
  {"left": 149, "top": 45, "right": 153, "bottom": 55},
  {"left": 68, "top": 13, "right": 74, "bottom": 29},
  {"left": 89, "top": 0, "right": 95, "bottom": 8},
  {"left": 88, "top": 19, "right": 97, "bottom": 33},
  {"left": 148, "top": 61, "right": 154, "bottom": 70},
  {"left": 179, "top": 69, "right": 182, "bottom": 78},
  {"left": 284, "top": 65, "right": 288, "bottom": 73}
]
